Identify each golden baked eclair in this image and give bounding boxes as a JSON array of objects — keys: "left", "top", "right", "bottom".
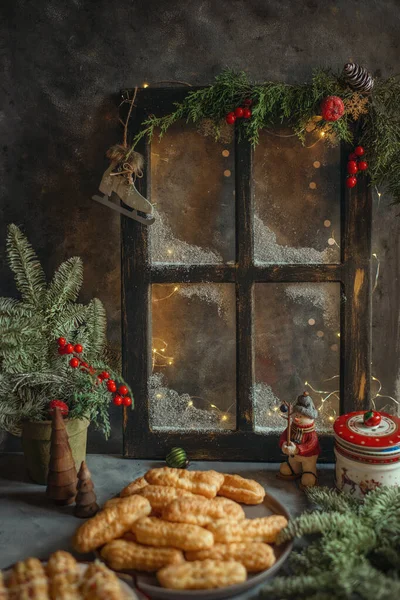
[
  {"left": 120, "top": 476, "right": 148, "bottom": 498},
  {"left": 46, "top": 551, "right": 80, "bottom": 600},
  {"left": 101, "top": 538, "right": 184, "bottom": 572},
  {"left": 8, "top": 557, "right": 50, "bottom": 600},
  {"left": 157, "top": 559, "right": 247, "bottom": 590},
  {"left": 206, "top": 515, "right": 288, "bottom": 543},
  {"left": 73, "top": 494, "right": 151, "bottom": 553},
  {"left": 186, "top": 542, "right": 276, "bottom": 572},
  {"left": 129, "top": 484, "right": 201, "bottom": 512},
  {"left": 79, "top": 562, "right": 122, "bottom": 600},
  {"left": 133, "top": 516, "right": 214, "bottom": 551},
  {"left": 161, "top": 496, "right": 245, "bottom": 526},
  {"left": 218, "top": 474, "right": 265, "bottom": 505},
  {"left": 144, "top": 467, "right": 224, "bottom": 498},
  {"left": 0, "top": 572, "right": 7, "bottom": 600}
]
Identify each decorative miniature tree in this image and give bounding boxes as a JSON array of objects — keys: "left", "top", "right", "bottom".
[
  {"left": 46, "top": 408, "right": 77, "bottom": 505},
  {"left": 74, "top": 461, "right": 99, "bottom": 518}
]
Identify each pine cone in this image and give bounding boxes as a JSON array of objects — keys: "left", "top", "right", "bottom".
[{"left": 342, "top": 63, "right": 374, "bottom": 94}]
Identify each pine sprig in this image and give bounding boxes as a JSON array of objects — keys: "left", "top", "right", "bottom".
[
  {"left": 261, "top": 486, "right": 400, "bottom": 600},
  {"left": 132, "top": 68, "right": 400, "bottom": 202},
  {"left": 0, "top": 225, "right": 128, "bottom": 437}
]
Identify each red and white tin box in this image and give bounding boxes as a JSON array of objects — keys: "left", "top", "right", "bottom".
[{"left": 333, "top": 410, "right": 400, "bottom": 498}]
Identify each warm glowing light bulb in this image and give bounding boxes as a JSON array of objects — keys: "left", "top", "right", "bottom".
[
  {"left": 210, "top": 404, "right": 217, "bottom": 409},
  {"left": 337, "top": 332, "right": 341, "bottom": 338},
  {"left": 167, "top": 249, "right": 173, "bottom": 255},
  {"left": 329, "top": 416, "right": 334, "bottom": 422},
  {"left": 156, "top": 393, "right": 162, "bottom": 399},
  {"left": 168, "top": 360, "right": 173, "bottom": 365},
  {"left": 152, "top": 348, "right": 156, "bottom": 353},
  {"left": 143, "top": 82, "right": 149, "bottom": 88},
  {"left": 320, "top": 131, "right": 325, "bottom": 137},
  {"left": 174, "top": 286, "right": 179, "bottom": 291},
  {"left": 304, "top": 381, "right": 308, "bottom": 386},
  {"left": 221, "top": 414, "right": 228, "bottom": 422},
  {"left": 187, "top": 400, "right": 193, "bottom": 407}
]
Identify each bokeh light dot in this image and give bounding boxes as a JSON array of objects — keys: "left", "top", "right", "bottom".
[
  {"left": 308, "top": 318, "right": 316, "bottom": 326},
  {"left": 324, "top": 220, "right": 331, "bottom": 228},
  {"left": 309, "top": 182, "right": 317, "bottom": 189},
  {"left": 313, "top": 161, "right": 321, "bottom": 168}
]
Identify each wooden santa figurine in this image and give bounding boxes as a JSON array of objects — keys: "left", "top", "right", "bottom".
[{"left": 278, "top": 391, "right": 320, "bottom": 488}]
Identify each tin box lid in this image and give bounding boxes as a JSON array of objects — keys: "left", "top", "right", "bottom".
[{"left": 334, "top": 411, "right": 400, "bottom": 449}]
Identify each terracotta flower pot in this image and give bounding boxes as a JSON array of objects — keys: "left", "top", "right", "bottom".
[{"left": 21, "top": 418, "right": 90, "bottom": 485}]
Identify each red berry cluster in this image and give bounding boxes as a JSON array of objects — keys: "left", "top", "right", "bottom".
[
  {"left": 49, "top": 399, "right": 69, "bottom": 417},
  {"left": 226, "top": 99, "right": 252, "bottom": 125},
  {"left": 346, "top": 146, "right": 368, "bottom": 189},
  {"left": 57, "top": 337, "right": 132, "bottom": 408}
]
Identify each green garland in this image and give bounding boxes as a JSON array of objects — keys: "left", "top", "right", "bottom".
[
  {"left": 132, "top": 69, "right": 400, "bottom": 202},
  {"left": 261, "top": 486, "right": 400, "bottom": 599}
]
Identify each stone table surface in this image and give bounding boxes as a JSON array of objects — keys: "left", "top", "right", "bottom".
[{"left": 0, "top": 454, "right": 334, "bottom": 599}]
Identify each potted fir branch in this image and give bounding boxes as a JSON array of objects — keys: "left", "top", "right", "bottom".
[{"left": 0, "top": 225, "right": 133, "bottom": 484}]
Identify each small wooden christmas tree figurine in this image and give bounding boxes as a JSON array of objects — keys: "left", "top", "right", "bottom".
[
  {"left": 74, "top": 461, "right": 99, "bottom": 518},
  {"left": 46, "top": 408, "right": 77, "bottom": 505}
]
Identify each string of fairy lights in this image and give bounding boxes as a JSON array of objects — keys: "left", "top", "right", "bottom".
[{"left": 152, "top": 285, "right": 233, "bottom": 425}]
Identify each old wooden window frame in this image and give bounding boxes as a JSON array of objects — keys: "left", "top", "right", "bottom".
[{"left": 121, "top": 87, "right": 372, "bottom": 462}]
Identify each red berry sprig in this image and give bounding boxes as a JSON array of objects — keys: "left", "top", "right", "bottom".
[
  {"left": 346, "top": 146, "right": 368, "bottom": 189},
  {"left": 56, "top": 338, "right": 133, "bottom": 410},
  {"left": 225, "top": 99, "right": 253, "bottom": 125}
]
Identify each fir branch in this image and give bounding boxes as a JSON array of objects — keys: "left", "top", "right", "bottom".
[
  {"left": 46, "top": 257, "right": 83, "bottom": 316},
  {"left": 305, "top": 486, "right": 362, "bottom": 513},
  {"left": 6, "top": 225, "right": 46, "bottom": 308}
]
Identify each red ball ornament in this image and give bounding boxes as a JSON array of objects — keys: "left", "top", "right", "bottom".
[
  {"left": 234, "top": 107, "right": 244, "bottom": 118},
  {"left": 118, "top": 385, "right": 128, "bottom": 396},
  {"left": 225, "top": 112, "right": 236, "bottom": 125},
  {"left": 64, "top": 344, "right": 74, "bottom": 354},
  {"left": 57, "top": 337, "right": 67, "bottom": 347},
  {"left": 358, "top": 160, "right": 368, "bottom": 171},
  {"left": 74, "top": 344, "right": 83, "bottom": 354},
  {"left": 242, "top": 108, "right": 252, "bottom": 119},
  {"left": 49, "top": 399, "right": 69, "bottom": 417},
  {"left": 363, "top": 410, "right": 382, "bottom": 427},
  {"left": 244, "top": 98, "right": 253, "bottom": 106},
  {"left": 123, "top": 396, "right": 132, "bottom": 407},
  {"left": 346, "top": 176, "right": 357, "bottom": 188},
  {"left": 348, "top": 152, "right": 357, "bottom": 160},
  {"left": 321, "top": 96, "right": 345, "bottom": 122},
  {"left": 354, "top": 146, "right": 365, "bottom": 156},
  {"left": 69, "top": 357, "right": 80, "bottom": 368},
  {"left": 107, "top": 380, "right": 117, "bottom": 393},
  {"left": 113, "top": 395, "right": 123, "bottom": 406},
  {"left": 101, "top": 371, "right": 110, "bottom": 380},
  {"left": 347, "top": 161, "right": 358, "bottom": 175}
]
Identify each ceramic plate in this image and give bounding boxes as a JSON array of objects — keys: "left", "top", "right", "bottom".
[
  {"left": 2, "top": 562, "right": 140, "bottom": 600},
  {"left": 116, "top": 490, "right": 292, "bottom": 600}
]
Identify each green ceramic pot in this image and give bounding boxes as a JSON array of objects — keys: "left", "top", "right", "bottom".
[{"left": 21, "top": 418, "right": 90, "bottom": 485}]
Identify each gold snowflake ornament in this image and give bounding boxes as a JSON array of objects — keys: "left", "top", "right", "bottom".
[{"left": 344, "top": 93, "right": 369, "bottom": 120}]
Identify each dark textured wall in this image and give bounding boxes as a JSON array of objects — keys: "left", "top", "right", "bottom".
[{"left": 1, "top": 0, "right": 400, "bottom": 453}]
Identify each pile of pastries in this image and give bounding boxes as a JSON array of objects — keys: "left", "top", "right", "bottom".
[
  {"left": 73, "top": 467, "right": 288, "bottom": 591},
  {"left": 0, "top": 551, "right": 129, "bottom": 599}
]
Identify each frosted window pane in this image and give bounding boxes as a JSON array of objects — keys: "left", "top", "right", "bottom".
[
  {"left": 150, "top": 284, "right": 236, "bottom": 431},
  {"left": 150, "top": 122, "right": 235, "bottom": 264},
  {"left": 254, "top": 129, "right": 340, "bottom": 264},
  {"left": 254, "top": 283, "right": 340, "bottom": 433}
]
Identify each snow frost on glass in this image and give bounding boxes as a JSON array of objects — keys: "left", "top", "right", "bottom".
[
  {"left": 150, "top": 121, "right": 235, "bottom": 264},
  {"left": 150, "top": 283, "right": 236, "bottom": 431},
  {"left": 253, "top": 283, "right": 340, "bottom": 433},
  {"left": 253, "top": 129, "right": 341, "bottom": 264}
]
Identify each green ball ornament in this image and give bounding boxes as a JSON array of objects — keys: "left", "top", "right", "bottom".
[{"left": 166, "top": 447, "right": 189, "bottom": 469}]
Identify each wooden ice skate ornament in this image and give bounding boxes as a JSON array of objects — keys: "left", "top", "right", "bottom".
[{"left": 93, "top": 163, "right": 155, "bottom": 225}]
